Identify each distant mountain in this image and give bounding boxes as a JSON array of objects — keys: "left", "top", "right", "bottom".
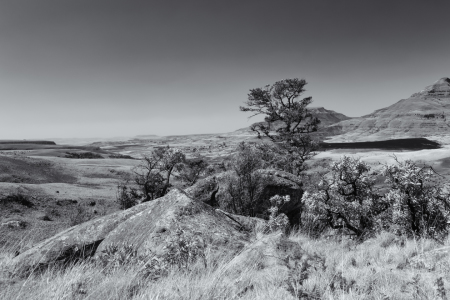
[
  {"left": 135, "top": 135, "right": 160, "bottom": 138},
  {"left": 233, "top": 107, "right": 352, "bottom": 135},
  {"left": 325, "top": 77, "right": 450, "bottom": 142}
]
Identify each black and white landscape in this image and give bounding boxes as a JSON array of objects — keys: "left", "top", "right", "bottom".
[{"left": 1, "top": 1, "right": 450, "bottom": 299}]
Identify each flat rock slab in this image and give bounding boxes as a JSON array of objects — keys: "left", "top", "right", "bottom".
[{"left": 8, "top": 189, "right": 251, "bottom": 276}]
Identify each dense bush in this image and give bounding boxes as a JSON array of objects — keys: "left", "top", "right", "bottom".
[
  {"left": 222, "top": 142, "right": 270, "bottom": 217},
  {"left": 116, "top": 181, "right": 141, "bottom": 210},
  {"left": 175, "top": 156, "right": 213, "bottom": 187},
  {"left": 265, "top": 195, "right": 291, "bottom": 233},
  {"left": 383, "top": 159, "right": 450, "bottom": 239},
  {"left": 109, "top": 154, "right": 135, "bottom": 159},
  {"left": 302, "top": 156, "right": 450, "bottom": 240},
  {"left": 65, "top": 152, "right": 104, "bottom": 159},
  {"left": 302, "top": 156, "right": 386, "bottom": 239},
  {"left": 0, "top": 192, "right": 34, "bottom": 208}
]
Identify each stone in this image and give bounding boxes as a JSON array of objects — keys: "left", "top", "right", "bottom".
[
  {"left": 1, "top": 220, "right": 27, "bottom": 228},
  {"left": 8, "top": 189, "right": 252, "bottom": 276},
  {"left": 186, "top": 170, "right": 303, "bottom": 226}
]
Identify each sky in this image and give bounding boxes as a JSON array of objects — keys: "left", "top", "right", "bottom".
[{"left": 1, "top": 0, "right": 450, "bottom": 139}]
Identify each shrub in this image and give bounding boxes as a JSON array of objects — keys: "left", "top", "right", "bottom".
[
  {"left": 382, "top": 159, "right": 450, "bottom": 239},
  {"left": 116, "top": 181, "right": 141, "bottom": 210},
  {"left": 265, "top": 195, "right": 291, "bottom": 233},
  {"left": 65, "top": 152, "right": 103, "bottom": 159},
  {"left": 97, "top": 227, "right": 206, "bottom": 281},
  {"left": 222, "top": 142, "right": 270, "bottom": 217},
  {"left": 69, "top": 206, "right": 94, "bottom": 226},
  {"left": 302, "top": 156, "right": 387, "bottom": 239},
  {"left": 0, "top": 193, "right": 33, "bottom": 208},
  {"left": 176, "top": 156, "right": 212, "bottom": 186},
  {"left": 109, "top": 154, "right": 135, "bottom": 159}
]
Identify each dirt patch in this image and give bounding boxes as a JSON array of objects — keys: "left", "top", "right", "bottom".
[{"left": 0, "top": 156, "right": 76, "bottom": 184}]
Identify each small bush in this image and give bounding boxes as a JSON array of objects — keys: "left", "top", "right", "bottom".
[
  {"left": 109, "top": 154, "right": 135, "bottom": 159},
  {"left": 96, "top": 227, "right": 206, "bottom": 281},
  {"left": 265, "top": 195, "right": 290, "bottom": 233},
  {"left": 116, "top": 182, "right": 140, "bottom": 210},
  {"left": 0, "top": 193, "right": 34, "bottom": 208},
  {"left": 302, "top": 156, "right": 385, "bottom": 239},
  {"left": 222, "top": 142, "right": 270, "bottom": 217},
  {"left": 383, "top": 159, "right": 450, "bottom": 239},
  {"left": 65, "top": 152, "right": 104, "bottom": 159},
  {"left": 69, "top": 206, "right": 94, "bottom": 226}
]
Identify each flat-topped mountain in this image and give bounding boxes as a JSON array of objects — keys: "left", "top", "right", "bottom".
[{"left": 325, "top": 77, "right": 450, "bottom": 143}]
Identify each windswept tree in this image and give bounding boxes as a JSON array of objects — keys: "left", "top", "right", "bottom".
[
  {"left": 132, "top": 146, "right": 185, "bottom": 202},
  {"left": 240, "top": 78, "right": 320, "bottom": 174}
]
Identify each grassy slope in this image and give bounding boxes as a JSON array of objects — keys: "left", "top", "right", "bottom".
[{"left": 1, "top": 229, "right": 449, "bottom": 300}]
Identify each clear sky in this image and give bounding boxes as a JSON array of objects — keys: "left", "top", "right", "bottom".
[{"left": 1, "top": 0, "right": 449, "bottom": 139}]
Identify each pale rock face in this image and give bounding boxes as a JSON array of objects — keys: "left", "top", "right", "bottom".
[
  {"left": 7, "top": 189, "right": 253, "bottom": 276},
  {"left": 325, "top": 77, "right": 450, "bottom": 143},
  {"left": 412, "top": 77, "right": 450, "bottom": 98}
]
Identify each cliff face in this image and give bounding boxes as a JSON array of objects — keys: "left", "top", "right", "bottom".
[{"left": 325, "top": 77, "right": 450, "bottom": 143}]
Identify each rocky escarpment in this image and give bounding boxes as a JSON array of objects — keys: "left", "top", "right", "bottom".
[{"left": 325, "top": 77, "right": 450, "bottom": 143}]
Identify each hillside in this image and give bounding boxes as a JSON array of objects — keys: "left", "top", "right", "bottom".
[
  {"left": 325, "top": 77, "right": 450, "bottom": 143},
  {"left": 234, "top": 106, "right": 352, "bottom": 135}
]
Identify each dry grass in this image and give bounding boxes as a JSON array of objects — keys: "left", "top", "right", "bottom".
[{"left": 1, "top": 229, "right": 450, "bottom": 300}]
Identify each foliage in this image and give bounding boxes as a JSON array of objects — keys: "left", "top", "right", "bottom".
[
  {"left": 65, "top": 152, "right": 103, "bottom": 159},
  {"left": 163, "top": 226, "right": 206, "bottom": 269},
  {"left": 302, "top": 156, "right": 386, "bottom": 238},
  {"left": 0, "top": 192, "right": 34, "bottom": 208},
  {"left": 132, "top": 146, "right": 186, "bottom": 201},
  {"left": 176, "top": 156, "right": 213, "bottom": 186},
  {"left": 240, "top": 78, "right": 320, "bottom": 175},
  {"left": 115, "top": 180, "right": 141, "bottom": 210},
  {"left": 96, "top": 227, "right": 206, "bottom": 281},
  {"left": 223, "top": 142, "right": 270, "bottom": 217},
  {"left": 254, "top": 141, "right": 312, "bottom": 177},
  {"left": 265, "top": 195, "right": 291, "bottom": 233},
  {"left": 69, "top": 205, "right": 94, "bottom": 226},
  {"left": 382, "top": 158, "right": 450, "bottom": 239},
  {"left": 108, "top": 154, "right": 135, "bottom": 159}
]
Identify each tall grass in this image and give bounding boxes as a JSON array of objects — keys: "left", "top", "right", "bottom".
[{"left": 1, "top": 229, "right": 450, "bottom": 299}]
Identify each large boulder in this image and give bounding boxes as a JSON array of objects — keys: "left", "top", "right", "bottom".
[
  {"left": 186, "top": 170, "right": 303, "bottom": 226},
  {"left": 7, "top": 189, "right": 254, "bottom": 276}
]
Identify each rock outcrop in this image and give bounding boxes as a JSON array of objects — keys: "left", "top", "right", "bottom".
[
  {"left": 186, "top": 170, "right": 303, "bottom": 226},
  {"left": 8, "top": 189, "right": 255, "bottom": 276}
]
